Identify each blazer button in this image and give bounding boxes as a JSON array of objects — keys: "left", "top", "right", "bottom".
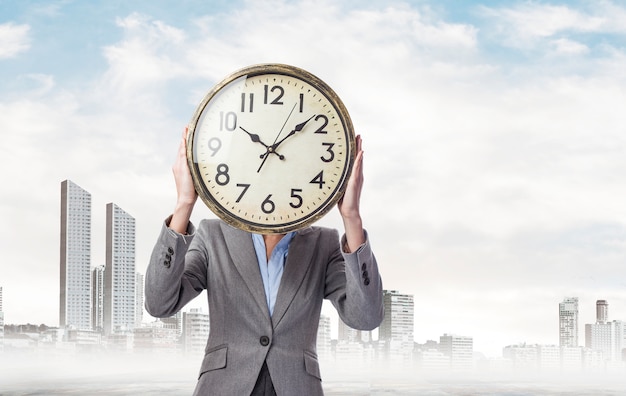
[
  {"left": 361, "top": 263, "right": 367, "bottom": 271},
  {"left": 167, "top": 247, "right": 174, "bottom": 254},
  {"left": 260, "top": 336, "right": 270, "bottom": 346},
  {"left": 364, "top": 277, "right": 370, "bottom": 286}
]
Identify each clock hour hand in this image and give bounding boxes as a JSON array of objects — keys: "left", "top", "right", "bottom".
[
  {"left": 239, "top": 126, "right": 284, "bottom": 159},
  {"left": 239, "top": 126, "right": 269, "bottom": 148}
]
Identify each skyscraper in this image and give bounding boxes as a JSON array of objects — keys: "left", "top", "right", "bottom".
[
  {"left": 60, "top": 180, "right": 92, "bottom": 330},
  {"left": 559, "top": 297, "right": 578, "bottom": 347},
  {"left": 596, "top": 300, "right": 608, "bottom": 324},
  {"left": 585, "top": 299, "right": 624, "bottom": 362},
  {"left": 92, "top": 265, "right": 105, "bottom": 332},
  {"left": 104, "top": 203, "right": 136, "bottom": 335},
  {"left": 379, "top": 290, "right": 414, "bottom": 359}
]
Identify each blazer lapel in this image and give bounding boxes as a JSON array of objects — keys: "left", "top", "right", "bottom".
[
  {"left": 219, "top": 222, "right": 270, "bottom": 319},
  {"left": 271, "top": 227, "right": 320, "bottom": 328}
]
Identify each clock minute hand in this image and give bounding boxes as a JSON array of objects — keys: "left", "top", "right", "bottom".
[{"left": 271, "top": 114, "right": 316, "bottom": 151}]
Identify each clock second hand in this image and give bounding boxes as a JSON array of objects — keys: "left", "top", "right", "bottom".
[{"left": 257, "top": 102, "right": 297, "bottom": 173}]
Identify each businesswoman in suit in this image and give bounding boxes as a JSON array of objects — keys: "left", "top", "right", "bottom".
[{"left": 145, "top": 129, "right": 384, "bottom": 395}]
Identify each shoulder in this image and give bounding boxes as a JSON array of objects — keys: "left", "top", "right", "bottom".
[{"left": 299, "top": 225, "right": 340, "bottom": 242}]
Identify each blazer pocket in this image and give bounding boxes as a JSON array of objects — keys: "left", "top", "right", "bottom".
[
  {"left": 198, "top": 344, "right": 228, "bottom": 379},
  {"left": 303, "top": 350, "right": 321, "bottom": 380}
]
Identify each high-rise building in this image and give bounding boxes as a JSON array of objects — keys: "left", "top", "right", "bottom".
[
  {"left": 585, "top": 300, "right": 624, "bottom": 362},
  {"left": 439, "top": 333, "right": 473, "bottom": 370},
  {"left": 60, "top": 180, "right": 92, "bottom": 330},
  {"left": 135, "top": 272, "right": 144, "bottom": 328},
  {"left": 559, "top": 297, "right": 578, "bottom": 347},
  {"left": 585, "top": 321, "right": 624, "bottom": 362},
  {"left": 596, "top": 300, "right": 608, "bottom": 324},
  {"left": 183, "top": 308, "right": 210, "bottom": 354},
  {"left": 92, "top": 265, "right": 105, "bottom": 332},
  {"left": 379, "top": 290, "right": 414, "bottom": 359},
  {"left": 317, "top": 315, "right": 332, "bottom": 359},
  {"left": 104, "top": 203, "right": 136, "bottom": 335},
  {"left": 379, "top": 290, "right": 414, "bottom": 343}
]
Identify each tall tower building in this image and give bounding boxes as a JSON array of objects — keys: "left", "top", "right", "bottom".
[
  {"left": 92, "top": 265, "right": 105, "bottom": 332},
  {"left": 104, "top": 203, "right": 136, "bottom": 335},
  {"left": 586, "top": 299, "right": 624, "bottom": 362},
  {"left": 596, "top": 300, "right": 608, "bottom": 324},
  {"left": 559, "top": 297, "right": 578, "bottom": 347},
  {"left": 379, "top": 290, "right": 414, "bottom": 359},
  {"left": 60, "top": 180, "right": 92, "bottom": 330}
]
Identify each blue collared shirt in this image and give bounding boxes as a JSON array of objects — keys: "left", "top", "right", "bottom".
[{"left": 251, "top": 232, "right": 296, "bottom": 316}]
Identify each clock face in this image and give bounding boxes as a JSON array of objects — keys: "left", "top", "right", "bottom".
[{"left": 187, "top": 64, "right": 355, "bottom": 234}]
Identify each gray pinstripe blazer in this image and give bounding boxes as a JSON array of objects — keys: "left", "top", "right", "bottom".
[{"left": 145, "top": 218, "right": 383, "bottom": 396}]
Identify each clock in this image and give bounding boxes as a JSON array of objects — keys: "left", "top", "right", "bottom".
[{"left": 186, "top": 63, "right": 356, "bottom": 234}]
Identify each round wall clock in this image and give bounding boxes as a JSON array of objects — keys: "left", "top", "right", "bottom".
[{"left": 187, "top": 63, "right": 356, "bottom": 234}]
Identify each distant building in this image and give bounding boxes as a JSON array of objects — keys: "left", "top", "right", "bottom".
[
  {"left": 561, "top": 346, "right": 584, "bottom": 371},
  {"left": 379, "top": 290, "right": 414, "bottom": 359},
  {"left": 134, "top": 320, "right": 178, "bottom": 353},
  {"left": 183, "top": 308, "right": 210, "bottom": 355},
  {"left": 440, "top": 333, "right": 473, "bottom": 371},
  {"left": 585, "top": 321, "right": 624, "bottom": 362},
  {"left": 161, "top": 312, "right": 183, "bottom": 337},
  {"left": 135, "top": 272, "right": 144, "bottom": 328},
  {"left": 596, "top": 300, "right": 609, "bottom": 324},
  {"left": 92, "top": 265, "right": 105, "bottom": 332},
  {"left": 503, "top": 343, "right": 538, "bottom": 371},
  {"left": 104, "top": 203, "right": 136, "bottom": 335},
  {"left": 536, "top": 344, "right": 560, "bottom": 371},
  {"left": 317, "top": 315, "right": 332, "bottom": 359},
  {"left": 585, "top": 299, "right": 624, "bottom": 362},
  {"left": 338, "top": 317, "right": 372, "bottom": 344},
  {"left": 559, "top": 297, "right": 579, "bottom": 347},
  {"left": 60, "top": 180, "right": 92, "bottom": 330},
  {"left": 338, "top": 317, "right": 360, "bottom": 343}
]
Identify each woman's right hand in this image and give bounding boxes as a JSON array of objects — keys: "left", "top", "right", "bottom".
[{"left": 169, "top": 127, "right": 197, "bottom": 234}]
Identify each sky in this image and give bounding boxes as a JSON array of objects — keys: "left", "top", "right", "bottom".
[{"left": 1, "top": 0, "right": 626, "bottom": 357}]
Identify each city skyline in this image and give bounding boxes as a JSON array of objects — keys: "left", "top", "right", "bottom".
[
  {"left": 3, "top": 178, "right": 626, "bottom": 357},
  {"left": 2, "top": 0, "right": 626, "bottom": 357},
  {"left": 4, "top": 275, "right": 625, "bottom": 373}
]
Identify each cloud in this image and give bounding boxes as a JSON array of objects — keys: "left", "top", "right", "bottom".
[
  {"left": 2, "top": 0, "right": 626, "bottom": 356},
  {"left": 478, "top": 1, "right": 626, "bottom": 52},
  {"left": 0, "top": 22, "right": 31, "bottom": 59}
]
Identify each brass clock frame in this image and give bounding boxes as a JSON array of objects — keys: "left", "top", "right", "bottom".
[{"left": 186, "top": 63, "right": 356, "bottom": 234}]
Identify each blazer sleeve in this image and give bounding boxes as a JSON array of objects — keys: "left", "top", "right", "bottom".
[
  {"left": 144, "top": 216, "right": 209, "bottom": 318},
  {"left": 324, "top": 229, "right": 384, "bottom": 331}
]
